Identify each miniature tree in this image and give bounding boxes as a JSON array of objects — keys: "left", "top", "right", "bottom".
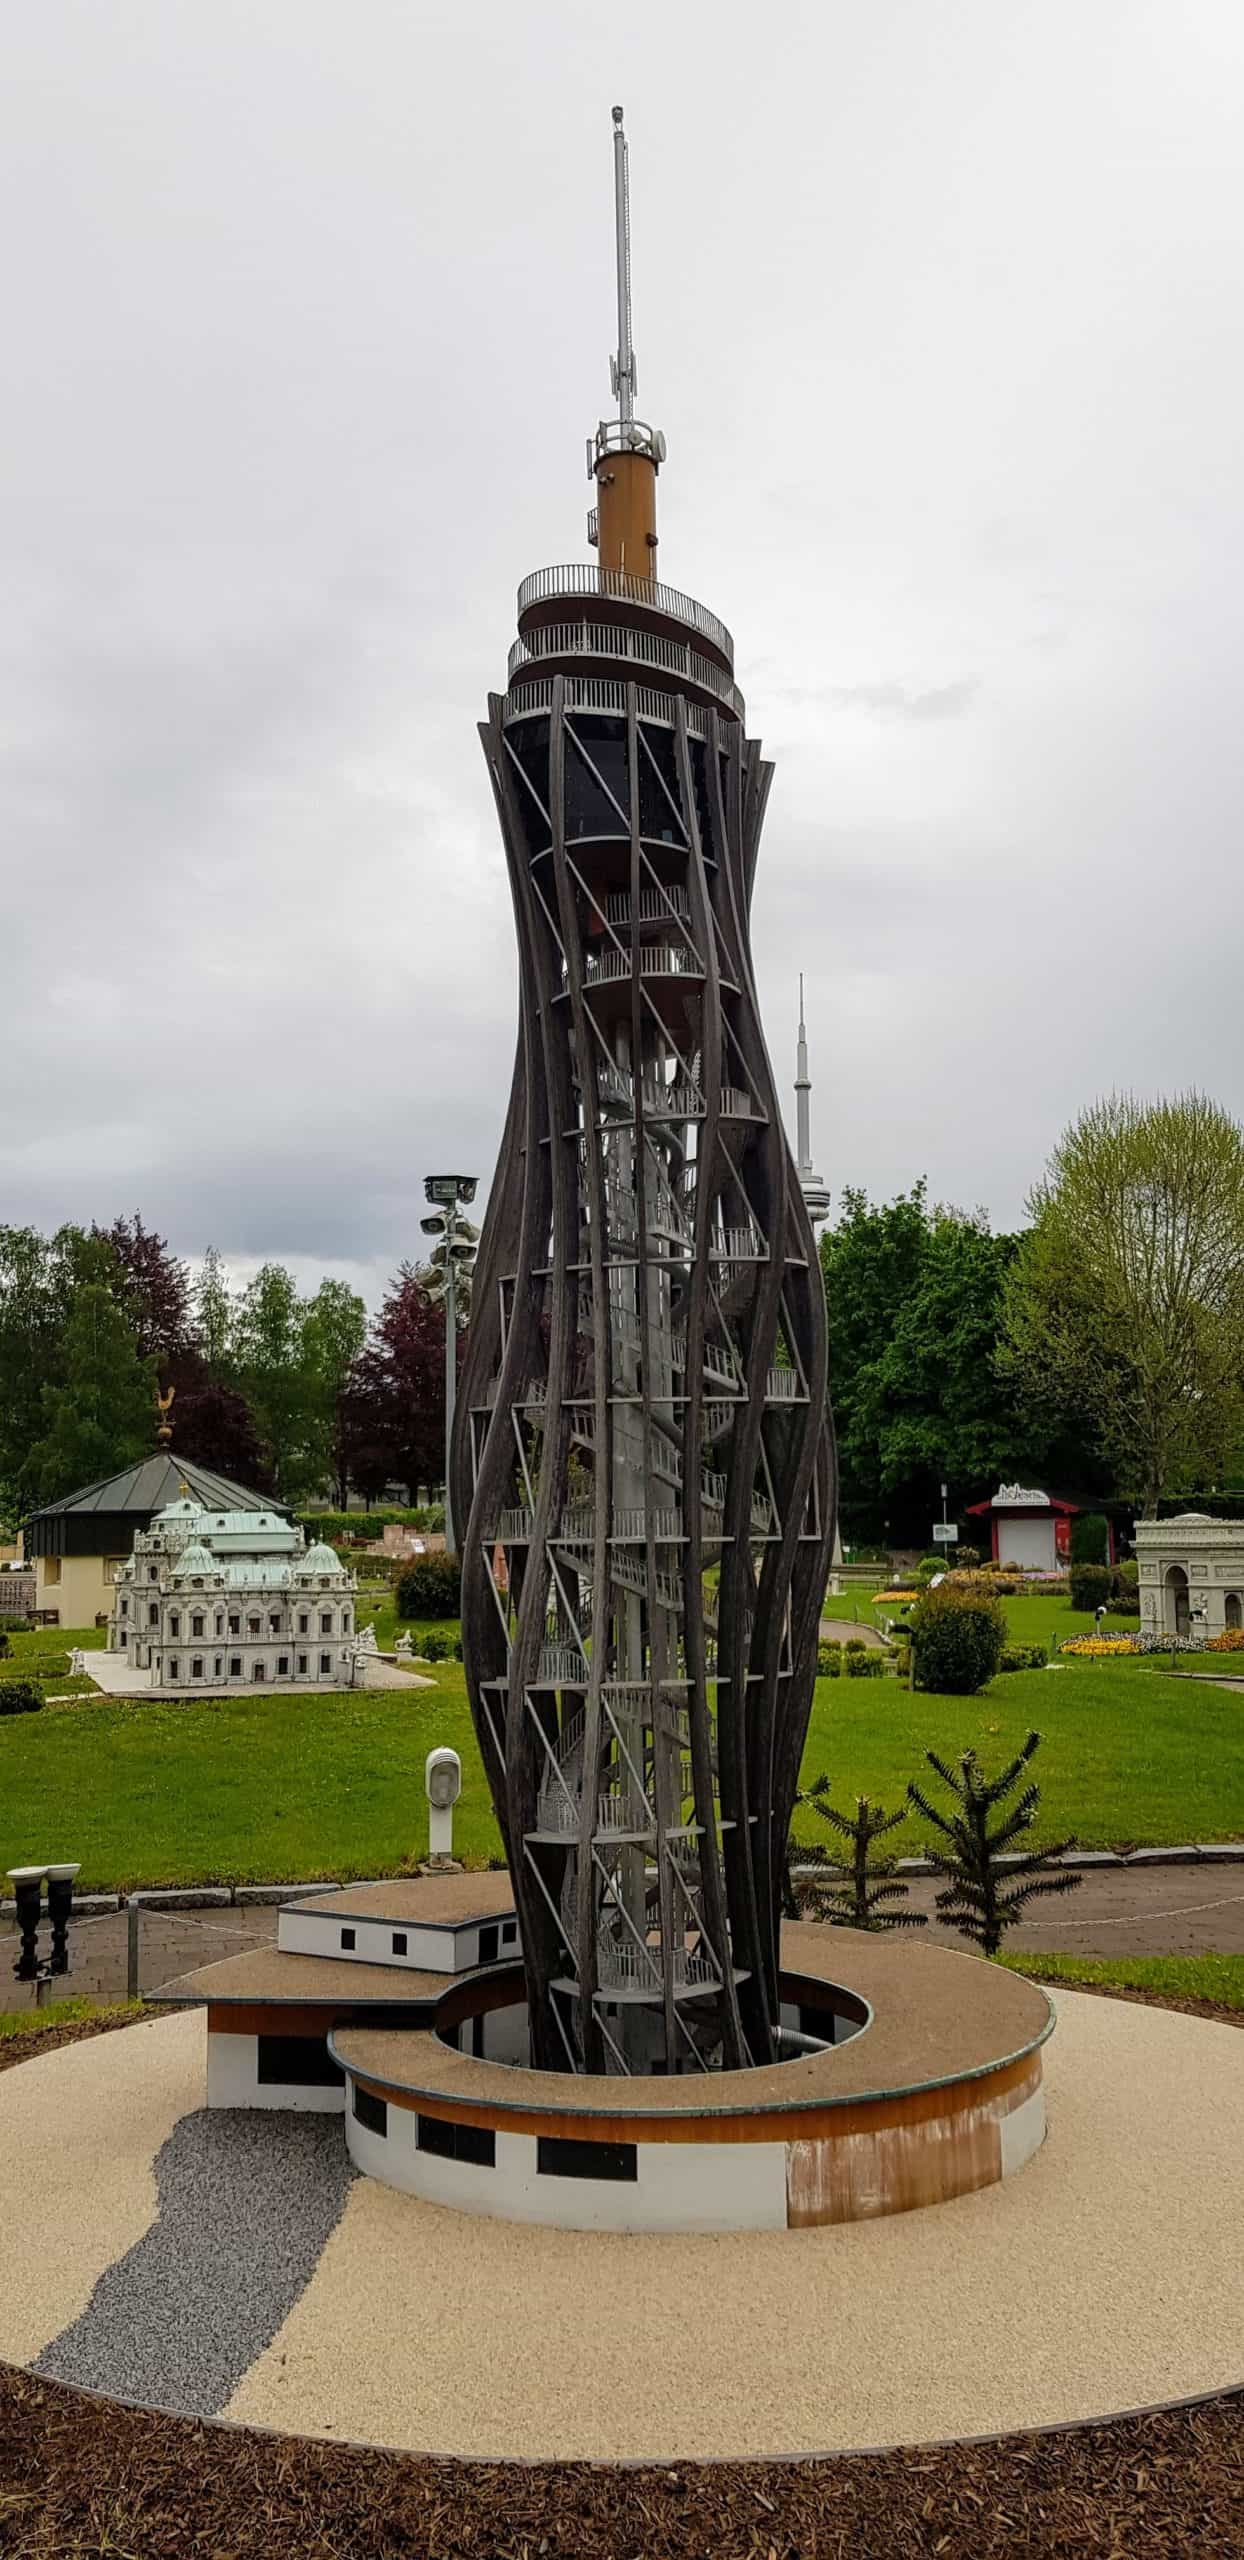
[
  {"left": 907, "top": 1728, "right": 1081, "bottom": 1955},
  {"left": 794, "top": 1778, "right": 928, "bottom": 1932}
]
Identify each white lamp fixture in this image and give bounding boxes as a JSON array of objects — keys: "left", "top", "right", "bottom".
[{"left": 425, "top": 1746, "right": 462, "bottom": 1863}]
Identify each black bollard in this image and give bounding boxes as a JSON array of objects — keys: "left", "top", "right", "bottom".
[
  {"left": 46, "top": 1864, "right": 79, "bottom": 1976},
  {"left": 7, "top": 1868, "right": 46, "bottom": 1982}
]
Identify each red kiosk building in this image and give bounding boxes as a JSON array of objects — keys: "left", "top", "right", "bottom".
[{"left": 964, "top": 1482, "right": 1116, "bottom": 1571}]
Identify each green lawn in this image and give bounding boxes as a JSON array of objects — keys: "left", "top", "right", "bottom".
[
  {"left": 0, "top": 1666, "right": 492, "bottom": 1889},
  {"left": 794, "top": 1657, "right": 1244, "bottom": 1857},
  {"left": 0, "top": 1608, "right": 1240, "bottom": 1885},
  {"left": 997, "top": 1952, "right": 1244, "bottom": 2010},
  {"left": 0, "top": 1997, "right": 139, "bottom": 2043}
]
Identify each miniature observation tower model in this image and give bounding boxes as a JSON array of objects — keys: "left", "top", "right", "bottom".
[{"left": 454, "top": 109, "right": 837, "bottom": 2077}]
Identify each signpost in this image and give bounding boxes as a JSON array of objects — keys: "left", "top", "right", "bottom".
[{"left": 932, "top": 1522, "right": 958, "bottom": 1546}]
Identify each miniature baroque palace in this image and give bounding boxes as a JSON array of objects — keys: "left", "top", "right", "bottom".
[{"left": 109, "top": 1497, "right": 357, "bottom": 1690}]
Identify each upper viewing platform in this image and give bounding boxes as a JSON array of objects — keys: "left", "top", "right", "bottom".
[{"left": 517, "top": 565, "right": 734, "bottom": 676}]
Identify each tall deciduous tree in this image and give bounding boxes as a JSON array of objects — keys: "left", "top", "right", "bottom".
[
  {"left": 168, "top": 1381, "right": 273, "bottom": 1489},
  {"left": 233, "top": 1263, "right": 310, "bottom": 1499},
  {"left": 97, "top": 1214, "right": 192, "bottom": 1364},
  {"left": 303, "top": 1278, "right": 368, "bottom": 1504},
  {"left": 1001, "top": 1092, "right": 1244, "bottom": 1516},
  {"left": 348, "top": 1263, "right": 447, "bottom": 1501},
  {"left": 27, "top": 1285, "right": 157, "bottom": 1504},
  {"left": 0, "top": 1224, "right": 119, "bottom": 1514},
  {"left": 819, "top": 1186, "right": 1040, "bottom": 1542},
  {"left": 193, "top": 1247, "right": 235, "bottom": 1380},
  {"left": 232, "top": 1262, "right": 365, "bottom": 1503}
]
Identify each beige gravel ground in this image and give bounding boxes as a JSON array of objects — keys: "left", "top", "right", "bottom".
[
  {"left": 0, "top": 2011, "right": 199, "bottom": 2364},
  {"left": 3, "top": 1997, "right": 1243, "bottom": 2460},
  {"left": 233, "top": 1992, "right": 1244, "bottom": 2458}
]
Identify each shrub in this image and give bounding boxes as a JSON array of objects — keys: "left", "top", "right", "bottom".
[
  {"left": 999, "top": 1642, "right": 1048, "bottom": 1672},
  {"left": 0, "top": 1681, "right": 42, "bottom": 1717},
  {"left": 417, "top": 1630, "right": 452, "bottom": 1663},
  {"left": 1070, "top": 1513, "right": 1110, "bottom": 1565},
  {"left": 907, "top": 1729, "right": 1080, "bottom": 1955},
  {"left": 816, "top": 1643, "right": 842, "bottom": 1677},
  {"left": 1105, "top": 1596, "right": 1141, "bottom": 1619},
  {"left": 396, "top": 1553, "right": 462, "bottom": 1620},
  {"left": 1114, "top": 1557, "right": 1139, "bottom": 1587},
  {"left": 0, "top": 1631, "right": 8, "bottom": 1660},
  {"left": 951, "top": 1543, "right": 982, "bottom": 1570},
  {"left": 845, "top": 1650, "right": 884, "bottom": 1678},
  {"left": 843, "top": 1637, "right": 867, "bottom": 1653},
  {"left": 909, "top": 1584, "right": 1006, "bottom": 1696},
  {"left": 1068, "top": 1561, "right": 1112, "bottom": 1613},
  {"left": 793, "top": 1782, "right": 927, "bottom": 1932}
]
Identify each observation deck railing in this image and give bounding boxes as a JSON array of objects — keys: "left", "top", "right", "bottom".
[
  {"left": 583, "top": 943, "right": 703, "bottom": 986},
  {"left": 536, "top": 1642, "right": 588, "bottom": 1685},
  {"left": 605, "top": 885, "right": 690, "bottom": 925},
  {"left": 766, "top": 1366, "right": 805, "bottom": 1399},
  {"left": 507, "top": 620, "right": 743, "bottom": 717},
  {"left": 505, "top": 674, "right": 722, "bottom": 738},
  {"left": 595, "top": 1939, "right": 721, "bottom": 1995},
  {"left": 517, "top": 564, "right": 734, "bottom": 665}
]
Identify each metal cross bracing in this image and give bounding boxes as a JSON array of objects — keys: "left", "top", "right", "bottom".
[{"left": 453, "top": 610, "right": 836, "bottom": 2078}]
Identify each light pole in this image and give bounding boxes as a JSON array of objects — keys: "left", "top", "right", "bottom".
[{"left": 421, "top": 1174, "right": 478, "bottom": 1556}]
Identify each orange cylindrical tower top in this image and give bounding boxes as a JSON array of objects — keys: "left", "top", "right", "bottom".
[{"left": 586, "top": 108, "right": 664, "bottom": 584}]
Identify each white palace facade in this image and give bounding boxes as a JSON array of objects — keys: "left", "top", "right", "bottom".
[{"left": 109, "top": 1497, "right": 357, "bottom": 1691}]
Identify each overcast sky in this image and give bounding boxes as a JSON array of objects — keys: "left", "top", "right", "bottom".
[{"left": 5, "top": 0, "right": 1243, "bottom": 1307}]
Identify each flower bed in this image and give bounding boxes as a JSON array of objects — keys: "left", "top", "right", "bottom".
[{"left": 1060, "top": 1634, "right": 1140, "bottom": 1659}]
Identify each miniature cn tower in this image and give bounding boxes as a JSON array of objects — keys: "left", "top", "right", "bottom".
[{"left": 453, "top": 108, "right": 837, "bottom": 2077}]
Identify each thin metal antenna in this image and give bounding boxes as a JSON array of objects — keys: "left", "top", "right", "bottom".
[{"left": 611, "top": 104, "right": 635, "bottom": 423}]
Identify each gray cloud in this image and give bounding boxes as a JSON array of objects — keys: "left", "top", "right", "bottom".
[
  {"left": 3, "top": 0, "right": 1243, "bottom": 1287},
  {"left": 769, "top": 677, "right": 982, "bottom": 721}
]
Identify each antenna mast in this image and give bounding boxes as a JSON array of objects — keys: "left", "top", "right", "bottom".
[
  {"left": 612, "top": 104, "right": 635, "bottom": 424},
  {"left": 588, "top": 106, "right": 663, "bottom": 577}
]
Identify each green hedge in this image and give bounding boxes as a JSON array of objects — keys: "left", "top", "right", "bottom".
[
  {"left": 910, "top": 1584, "right": 1006, "bottom": 1695},
  {"left": 1068, "top": 1561, "right": 1112, "bottom": 1611},
  {"left": 1070, "top": 1512, "right": 1110, "bottom": 1565},
  {"left": 296, "top": 1505, "right": 446, "bottom": 1542},
  {"left": 0, "top": 1681, "right": 43, "bottom": 1717},
  {"left": 396, "top": 1553, "right": 462, "bottom": 1620},
  {"left": 817, "top": 1642, "right": 887, "bottom": 1679}
]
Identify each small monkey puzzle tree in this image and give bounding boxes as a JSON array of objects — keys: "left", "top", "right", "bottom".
[
  {"left": 794, "top": 1780, "right": 928, "bottom": 1932},
  {"left": 907, "top": 1729, "right": 1081, "bottom": 1955}
]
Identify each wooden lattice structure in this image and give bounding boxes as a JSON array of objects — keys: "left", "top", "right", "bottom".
[{"left": 451, "top": 114, "right": 836, "bottom": 2077}]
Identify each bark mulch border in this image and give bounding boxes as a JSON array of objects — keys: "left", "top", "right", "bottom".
[
  {"left": 0, "top": 2367, "right": 1240, "bottom": 2560},
  {"left": 0, "top": 1990, "right": 1241, "bottom": 2555}
]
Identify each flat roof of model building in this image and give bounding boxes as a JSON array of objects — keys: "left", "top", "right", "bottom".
[
  {"left": 145, "top": 1946, "right": 452, "bottom": 2007},
  {"left": 283, "top": 1873, "right": 516, "bottom": 1930}
]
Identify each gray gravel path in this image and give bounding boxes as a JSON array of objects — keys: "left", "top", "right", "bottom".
[{"left": 35, "top": 2110, "right": 354, "bottom": 2417}]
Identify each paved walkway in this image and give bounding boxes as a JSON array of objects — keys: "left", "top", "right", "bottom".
[
  {"left": 2, "top": 1861, "right": 1241, "bottom": 2014},
  {"left": 81, "top": 1656, "right": 434, "bottom": 1702},
  {"left": 869, "top": 1862, "right": 1244, "bottom": 1958},
  {"left": 1, "top": 1996, "right": 1241, "bottom": 2454},
  {"left": 817, "top": 1616, "right": 888, "bottom": 1649}
]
